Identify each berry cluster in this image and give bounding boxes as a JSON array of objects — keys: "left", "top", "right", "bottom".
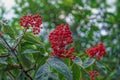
[
  {"left": 88, "top": 70, "right": 99, "bottom": 80},
  {"left": 86, "top": 42, "right": 106, "bottom": 60},
  {"left": 49, "top": 24, "right": 76, "bottom": 60},
  {"left": 20, "top": 14, "right": 42, "bottom": 34}
]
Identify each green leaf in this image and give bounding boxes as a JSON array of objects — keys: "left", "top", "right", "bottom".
[
  {"left": 33, "top": 56, "right": 48, "bottom": 78},
  {"left": 0, "top": 57, "right": 7, "bottom": 64},
  {"left": 0, "top": 41, "right": 6, "bottom": 49},
  {"left": 2, "top": 26, "right": 15, "bottom": 38},
  {"left": 0, "top": 41, "right": 7, "bottom": 52},
  {"left": 82, "top": 58, "right": 95, "bottom": 68},
  {"left": 24, "top": 33, "right": 44, "bottom": 46},
  {"left": 2, "top": 64, "right": 19, "bottom": 71},
  {"left": 17, "top": 72, "right": 26, "bottom": 80},
  {"left": 73, "top": 56, "right": 83, "bottom": 68},
  {"left": 106, "top": 70, "right": 116, "bottom": 80},
  {"left": 92, "top": 26, "right": 99, "bottom": 31},
  {"left": 47, "top": 57, "right": 72, "bottom": 80},
  {"left": 35, "top": 64, "right": 50, "bottom": 80},
  {"left": 90, "top": 0, "right": 99, "bottom": 8},
  {"left": 63, "top": 58, "right": 71, "bottom": 67},
  {"left": 71, "top": 64, "right": 80, "bottom": 80},
  {"left": 23, "top": 49, "right": 40, "bottom": 54},
  {"left": 19, "top": 54, "right": 32, "bottom": 68},
  {"left": 74, "top": 0, "right": 83, "bottom": 6},
  {"left": 0, "top": 24, "right": 2, "bottom": 31},
  {"left": 49, "top": 73, "right": 59, "bottom": 80},
  {"left": 96, "top": 62, "right": 107, "bottom": 74},
  {"left": 0, "top": 71, "right": 7, "bottom": 80}
]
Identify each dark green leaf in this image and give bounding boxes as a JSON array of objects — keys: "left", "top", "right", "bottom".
[
  {"left": 0, "top": 71, "right": 7, "bottom": 80},
  {"left": 0, "top": 25, "right": 2, "bottom": 31},
  {"left": 2, "top": 26, "right": 15, "bottom": 38},
  {"left": 3, "top": 64, "right": 19, "bottom": 71},
  {"left": 106, "top": 70, "right": 116, "bottom": 80},
  {"left": 71, "top": 64, "right": 80, "bottom": 80},
  {"left": 23, "top": 49, "right": 40, "bottom": 54},
  {"left": 19, "top": 54, "right": 32, "bottom": 68},
  {"left": 17, "top": 72, "right": 26, "bottom": 80},
  {"left": 49, "top": 73, "right": 59, "bottom": 80},
  {"left": 73, "top": 56, "right": 83, "bottom": 68},
  {"left": 0, "top": 40, "right": 7, "bottom": 52},
  {"left": 24, "top": 33, "right": 44, "bottom": 46},
  {"left": 92, "top": 26, "right": 99, "bottom": 31},
  {"left": 35, "top": 64, "right": 50, "bottom": 80},
  {"left": 82, "top": 58, "right": 95, "bottom": 68},
  {"left": 0, "top": 57, "right": 7, "bottom": 64},
  {"left": 96, "top": 62, "right": 107, "bottom": 74},
  {"left": 47, "top": 57, "right": 72, "bottom": 80}
]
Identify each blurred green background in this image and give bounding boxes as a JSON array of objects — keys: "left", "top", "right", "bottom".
[{"left": 0, "top": 0, "right": 120, "bottom": 79}]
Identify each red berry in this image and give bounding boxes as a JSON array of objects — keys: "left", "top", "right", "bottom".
[
  {"left": 88, "top": 70, "right": 99, "bottom": 80},
  {"left": 86, "top": 42, "right": 106, "bottom": 60},
  {"left": 49, "top": 24, "right": 76, "bottom": 60},
  {"left": 20, "top": 14, "right": 42, "bottom": 35}
]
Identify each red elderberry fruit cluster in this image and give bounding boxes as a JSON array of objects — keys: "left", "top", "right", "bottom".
[
  {"left": 86, "top": 42, "right": 106, "bottom": 60},
  {"left": 20, "top": 14, "right": 42, "bottom": 34},
  {"left": 49, "top": 24, "right": 76, "bottom": 60},
  {"left": 88, "top": 70, "right": 99, "bottom": 80}
]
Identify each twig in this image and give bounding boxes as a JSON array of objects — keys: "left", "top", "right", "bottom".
[
  {"left": 6, "top": 71, "right": 15, "bottom": 80},
  {"left": 0, "top": 53, "right": 10, "bottom": 58},
  {"left": 10, "top": 64, "right": 21, "bottom": 69},
  {"left": 25, "top": 64, "right": 36, "bottom": 72},
  {"left": 0, "top": 34, "right": 12, "bottom": 50},
  {"left": 13, "top": 49, "right": 33, "bottom": 80},
  {"left": 13, "top": 29, "right": 27, "bottom": 49},
  {"left": 24, "top": 72, "right": 33, "bottom": 80},
  {"left": 0, "top": 33, "right": 33, "bottom": 80}
]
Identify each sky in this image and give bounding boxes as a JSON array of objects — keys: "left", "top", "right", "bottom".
[{"left": 1, "top": 0, "right": 15, "bottom": 19}]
